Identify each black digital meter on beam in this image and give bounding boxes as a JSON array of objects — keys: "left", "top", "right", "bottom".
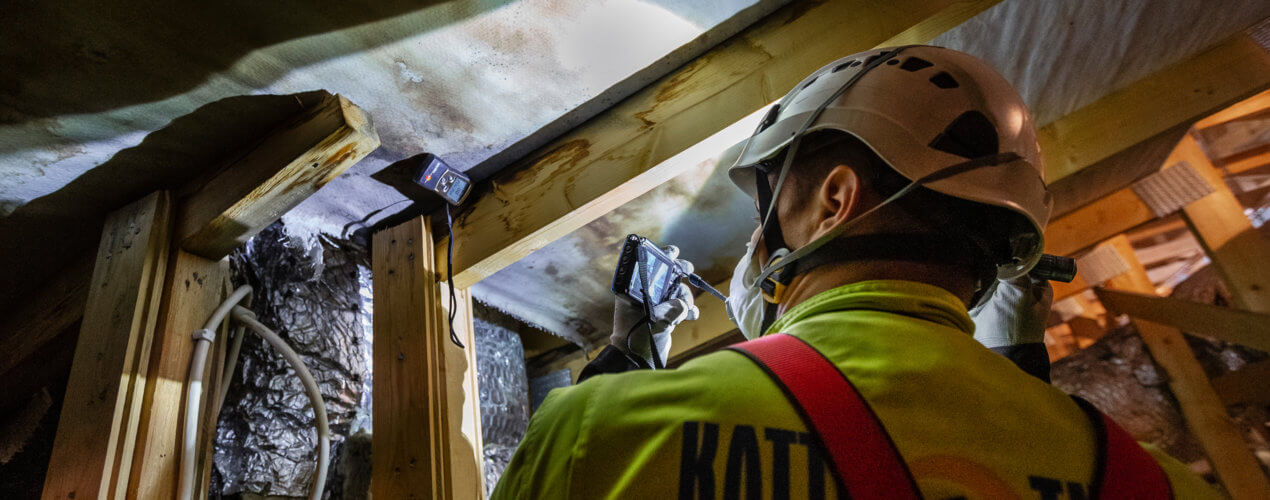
[{"left": 413, "top": 153, "right": 472, "bottom": 205}]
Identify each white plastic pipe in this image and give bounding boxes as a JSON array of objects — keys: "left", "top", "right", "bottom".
[
  {"left": 179, "top": 285, "right": 252, "bottom": 500},
  {"left": 232, "top": 306, "right": 330, "bottom": 500}
]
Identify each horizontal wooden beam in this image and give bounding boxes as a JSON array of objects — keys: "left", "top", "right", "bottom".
[
  {"left": 1039, "top": 34, "right": 1270, "bottom": 183},
  {"left": 1094, "top": 289, "right": 1270, "bottom": 353},
  {"left": 438, "top": 0, "right": 1004, "bottom": 289},
  {"left": 179, "top": 93, "right": 378, "bottom": 259},
  {"left": 1195, "top": 87, "right": 1270, "bottom": 130},
  {"left": 1044, "top": 186, "right": 1155, "bottom": 257}
]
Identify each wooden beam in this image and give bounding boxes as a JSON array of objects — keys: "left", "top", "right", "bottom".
[
  {"left": 1094, "top": 289, "right": 1270, "bottom": 353},
  {"left": 43, "top": 191, "right": 173, "bottom": 500},
  {"left": 179, "top": 93, "right": 378, "bottom": 259},
  {"left": 374, "top": 216, "right": 484, "bottom": 499},
  {"left": 438, "top": 0, "right": 1003, "bottom": 289},
  {"left": 1218, "top": 147, "right": 1270, "bottom": 175},
  {"left": 1196, "top": 88, "right": 1270, "bottom": 130},
  {"left": 1040, "top": 34, "right": 1270, "bottom": 182},
  {"left": 1096, "top": 235, "right": 1270, "bottom": 499},
  {"left": 0, "top": 94, "right": 380, "bottom": 414},
  {"left": 1045, "top": 187, "right": 1155, "bottom": 257},
  {"left": 127, "top": 252, "right": 228, "bottom": 499},
  {"left": 1173, "top": 134, "right": 1270, "bottom": 313},
  {"left": 1210, "top": 359, "right": 1270, "bottom": 407}
]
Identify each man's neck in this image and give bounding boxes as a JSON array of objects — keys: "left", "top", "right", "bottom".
[{"left": 776, "top": 260, "right": 977, "bottom": 316}]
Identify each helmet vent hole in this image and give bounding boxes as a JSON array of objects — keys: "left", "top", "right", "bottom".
[
  {"left": 899, "top": 57, "right": 933, "bottom": 72},
  {"left": 849, "top": 60, "right": 862, "bottom": 67},
  {"left": 832, "top": 62, "right": 851, "bottom": 73},
  {"left": 929, "top": 71, "right": 959, "bottom": 89},
  {"left": 802, "top": 76, "right": 818, "bottom": 89},
  {"left": 864, "top": 54, "right": 883, "bottom": 65},
  {"left": 928, "top": 111, "right": 999, "bottom": 159},
  {"left": 886, "top": 59, "right": 899, "bottom": 65}
]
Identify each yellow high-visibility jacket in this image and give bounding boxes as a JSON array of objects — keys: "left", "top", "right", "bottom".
[{"left": 492, "top": 280, "right": 1218, "bottom": 499}]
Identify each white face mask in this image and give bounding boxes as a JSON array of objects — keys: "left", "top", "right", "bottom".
[{"left": 726, "top": 231, "right": 788, "bottom": 339}]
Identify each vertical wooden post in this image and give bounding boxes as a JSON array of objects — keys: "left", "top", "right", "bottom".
[
  {"left": 1172, "top": 134, "right": 1270, "bottom": 313},
  {"left": 1097, "top": 235, "right": 1270, "bottom": 498},
  {"left": 372, "top": 216, "right": 486, "bottom": 499},
  {"left": 43, "top": 191, "right": 173, "bottom": 500},
  {"left": 127, "top": 252, "right": 228, "bottom": 499},
  {"left": 443, "top": 285, "right": 487, "bottom": 499}
]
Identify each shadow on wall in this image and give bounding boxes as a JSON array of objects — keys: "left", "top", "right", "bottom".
[
  {"left": 0, "top": 0, "right": 509, "bottom": 128},
  {"left": 0, "top": 91, "right": 325, "bottom": 312}
]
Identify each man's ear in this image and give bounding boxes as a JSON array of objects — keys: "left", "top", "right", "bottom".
[{"left": 811, "top": 164, "right": 863, "bottom": 240}]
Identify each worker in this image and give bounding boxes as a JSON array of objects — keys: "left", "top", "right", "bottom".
[{"left": 492, "top": 46, "right": 1217, "bottom": 499}]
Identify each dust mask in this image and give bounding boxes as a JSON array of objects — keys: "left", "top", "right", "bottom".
[{"left": 726, "top": 231, "right": 787, "bottom": 339}]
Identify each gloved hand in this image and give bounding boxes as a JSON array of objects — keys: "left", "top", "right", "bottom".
[
  {"left": 969, "top": 275, "right": 1053, "bottom": 349},
  {"left": 611, "top": 245, "right": 700, "bottom": 368}
]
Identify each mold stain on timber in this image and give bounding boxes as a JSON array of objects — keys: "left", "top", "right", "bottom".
[{"left": 633, "top": 54, "right": 711, "bottom": 127}]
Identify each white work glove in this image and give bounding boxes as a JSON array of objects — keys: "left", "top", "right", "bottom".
[
  {"left": 611, "top": 245, "right": 700, "bottom": 367},
  {"left": 969, "top": 275, "right": 1053, "bottom": 349}
]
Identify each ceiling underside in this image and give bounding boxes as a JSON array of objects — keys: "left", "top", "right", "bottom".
[
  {"left": 473, "top": 0, "right": 1270, "bottom": 345},
  {"left": 2, "top": 0, "right": 1269, "bottom": 345}
]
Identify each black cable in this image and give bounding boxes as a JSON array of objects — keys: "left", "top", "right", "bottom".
[
  {"left": 445, "top": 204, "right": 464, "bottom": 348},
  {"left": 634, "top": 248, "right": 664, "bottom": 369}
]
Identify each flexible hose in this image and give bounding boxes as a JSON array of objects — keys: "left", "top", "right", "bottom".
[
  {"left": 232, "top": 306, "right": 330, "bottom": 500},
  {"left": 179, "top": 285, "right": 252, "bottom": 500}
]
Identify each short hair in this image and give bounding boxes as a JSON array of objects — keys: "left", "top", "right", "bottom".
[{"left": 765, "top": 130, "right": 1025, "bottom": 275}]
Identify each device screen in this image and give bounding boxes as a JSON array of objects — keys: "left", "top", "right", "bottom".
[
  {"left": 446, "top": 177, "right": 469, "bottom": 201},
  {"left": 628, "top": 243, "right": 675, "bottom": 304}
]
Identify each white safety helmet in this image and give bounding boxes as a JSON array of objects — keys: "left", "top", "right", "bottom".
[{"left": 729, "top": 45, "right": 1052, "bottom": 279}]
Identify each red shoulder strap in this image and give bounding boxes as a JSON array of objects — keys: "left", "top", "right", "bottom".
[
  {"left": 1071, "top": 397, "right": 1173, "bottom": 499},
  {"left": 728, "top": 333, "right": 922, "bottom": 500}
]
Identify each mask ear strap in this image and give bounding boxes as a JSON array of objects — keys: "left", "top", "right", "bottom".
[{"left": 754, "top": 168, "right": 787, "bottom": 258}]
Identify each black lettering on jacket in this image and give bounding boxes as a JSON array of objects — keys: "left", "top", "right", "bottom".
[
  {"left": 679, "top": 422, "right": 719, "bottom": 500},
  {"left": 764, "top": 428, "right": 797, "bottom": 500},
  {"left": 799, "top": 431, "right": 827, "bottom": 500},
  {"left": 723, "top": 425, "right": 761, "bottom": 500},
  {"left": 1029, "top": 476, "right": 1063, "bottom": 500}
]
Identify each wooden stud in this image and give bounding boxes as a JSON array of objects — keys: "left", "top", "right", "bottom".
[
  {"left": 373, "top": 216, "right": 441, "bottom": 498},
  {"left": 442, "top": 285, "right": 487, "bottom": 499},
  {"left": 374, "top": 216, "right": 485, "bottom": 498},
  {"left": 179, "top": 93, "right": 379, "bottom": 260},
  {"left": 43, "top": 191, "right": 173, "bottom": 500},
  {"left": 1040, "top": 34, "right": 1270, "bottom": 182},
  {"left": 437, "top": 0, "right": 1002, "bottom": 288},
  {"left": 127, "top": 252, "right": 228, "bottom": 499},
  {"left": 1097, "top": 235, "right": 1270, "bottom": 499},
  {"left": 1173, "top": 134, "right": 1270, "bottom": 313}
]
